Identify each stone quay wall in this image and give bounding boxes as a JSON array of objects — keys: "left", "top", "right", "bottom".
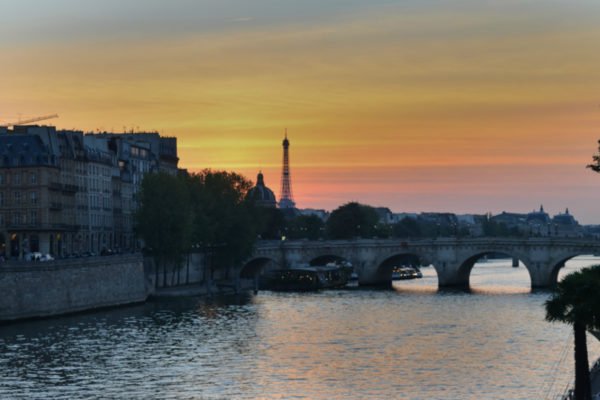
[{"left": 0, "top": 254, "right": 151, "bottom": 322}]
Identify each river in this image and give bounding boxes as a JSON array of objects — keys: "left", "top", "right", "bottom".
[{"left": 1, "top": 257, "right": 599, "bottom": 399}]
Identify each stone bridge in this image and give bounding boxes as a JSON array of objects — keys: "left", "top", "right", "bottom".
[{"left": 240, "top": 238, "right": 600, "bottom": 289}]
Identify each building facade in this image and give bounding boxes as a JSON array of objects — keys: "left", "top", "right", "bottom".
[{"left": 0, "top": 126, "right": 178, "bottom": 259}]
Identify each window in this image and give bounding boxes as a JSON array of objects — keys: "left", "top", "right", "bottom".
[
  {"left": 13, "top": 173, "right": 21, "bottom": 185},
  {"left": 0, "top": 213, "right": 3, "bottom": 226},
  {"left": 0, "top": 192, "right": 3, "bottom": 207},
  {"left": 20, "top": 213, "right": 26, "bottom": 225},
  {"left": 14, "top": 191, "right": 21, "bottom": 204},
  {"left": 30, "top": 211, "right": 37, "bottom": 225},
  {"left": 30, "top": 172, "right": 37, "bottom": 184},
  {"left": 0, "top": 173, "right": 4, "bottom": 185},
  {"left": 30, "top": 191, "right": 38, "bottom": 205}
]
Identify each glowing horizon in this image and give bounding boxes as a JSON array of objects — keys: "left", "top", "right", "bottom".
[{"left": 2, "top": 1, "right": 600, "bottom": 221}]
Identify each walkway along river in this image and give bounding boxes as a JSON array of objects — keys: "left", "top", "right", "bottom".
[{"left": 0, "top": 257, "right": 599, "bottom": 399}]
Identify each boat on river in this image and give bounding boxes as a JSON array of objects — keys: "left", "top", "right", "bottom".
[
  {"left": 391, "top": 266, "right": 423, "bottom": 280},
  {"left": 261, "top": 265, "right": 351, "bottom": 291}
]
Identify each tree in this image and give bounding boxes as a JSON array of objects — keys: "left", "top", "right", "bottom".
[
  {"left": 373, "top": 222, "right": 392, "bottom": 238},
  {"left": 186, "top": 170, "right": 258, "bottom": 277},
  {"left": 287, "top": 214, "right": 325, "bottom": 240},
  {"left": 326, "top": 202, "right": 380, "bottom": 239},
  {"left": 587, "top": 140, "right": 600, "bottom": 173},
  {"left": 545, "top": 266, "right": 600, "bottom": 400},
  {"left": 135, "top": 173, "right": 192, "bottom": 287},
  {"left": 254, "top": 207, "right": 286, "bottom": 240},
  {"left": 393, "top": 217, "right": 422, "bottom": 238}
]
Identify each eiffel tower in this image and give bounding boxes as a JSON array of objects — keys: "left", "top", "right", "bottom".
[{"left": 278, "top": 129, "right": 296, "bottom": 209}]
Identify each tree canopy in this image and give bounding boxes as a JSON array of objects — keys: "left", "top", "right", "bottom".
[
  {"left": 186, "top": 170, "right": 258, "bottom": 271},
  {"left": 326, "top": 202, "right": 380, "bottom": 239},
  {"left": 135, "top": 172, "right": 192, "bottom": 270},
  {"left": 254, "top": 207, "right": 286, "bottom": 240},
  {"left": 136, "top": 170, "right": 261, "bottom": 285},
  {"left": 545, "top": 265, "right": 600, "bottom": 400},
  {"left": 546, "top": 266, "right": 600, "bottom": 329},
  {"left": 286, "top": 214, "right": 325, "bottom": 240},
  {"left": 587, "top": 140, "right": 600, "bottom": 173}
]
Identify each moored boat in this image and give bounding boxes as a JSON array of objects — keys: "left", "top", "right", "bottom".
[
  {"left": 391, "top": 266, "right": 423, "bottom": 280},
  {"left": 260, "top": 265, "right": 350, "bottom": 291}
]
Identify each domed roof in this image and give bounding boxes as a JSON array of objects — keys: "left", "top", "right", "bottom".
[
  {"left": 246, "top": 172, "right": 277, "bottom": 208},
  {"left": 526, "top": 204, "right": 550, "bottom": 224},
  {"left": 553, "top": 208, "right": 578, "bottom": 226}
]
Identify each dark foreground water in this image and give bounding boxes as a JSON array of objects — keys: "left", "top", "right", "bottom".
[{"left": 1, "top": 258, "right": 600, "bottom": 400}]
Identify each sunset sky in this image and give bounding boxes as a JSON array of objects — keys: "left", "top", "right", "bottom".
[{"left": 2, "top": 1, "right": 600, "bottom": 221}]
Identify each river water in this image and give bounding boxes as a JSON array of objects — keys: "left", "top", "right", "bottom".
[{"left": 1, "top": 257, "right": 600, "bottom": 400}]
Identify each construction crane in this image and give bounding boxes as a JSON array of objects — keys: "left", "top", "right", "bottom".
[{"left": 0, "top": 114, "right": 59, "bottom": 128}]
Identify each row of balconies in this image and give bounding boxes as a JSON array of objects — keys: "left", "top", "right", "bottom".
[
  {"left": 2, "top": 223, "right": 77, "bottom": 231},
  {"left": 48, "top": 182, "right": 79, "bottom": 193},
  {"left": 49, "top": 202, "right": 63, "bottom": 210},
  {"left": 63, "top": 184, "right": 78, "bottom": 193}
]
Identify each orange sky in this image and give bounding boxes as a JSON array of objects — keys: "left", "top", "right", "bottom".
[{"left": 2, "top": 1, "right": 600, "bottom": 221}]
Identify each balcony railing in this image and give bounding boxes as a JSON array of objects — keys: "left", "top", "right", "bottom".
[
  {"left": 62, "top": 184, "right": 78, "bottom": 193},
  {"left": 48, "top": 182, "right": 62, "bottom": 191},
  {"left": 4, "top": 223, "right": 76, "bottom": 231}
]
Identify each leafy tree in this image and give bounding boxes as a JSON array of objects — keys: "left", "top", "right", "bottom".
[
  {"left": 136, "top": 169, "right": 261, "bottom": 286},
  {"left": 135, "top": 173, "right": 192, "bottom": 287},
  {"left": 373, "top": 222, "right": 392, "bottom": 238},
  {"left": 186, "top": 170, "right": 258, "bottom": 277},
  {"left": 326, "top": 202, "right": 380, "bottom": 239},
  {"left": 287, "top": 215, "right": 325, "bottom": 240},
  {"left": 481, "top": 218, "right": 521, "bottom": 237},
  {"left": 405, "top": 219, "right": 443, "bottom": 238},
  {"left": 254, "top": 207, "right": 286, "bottom": 240},
  {"left": 456, "top": 226, "right": 471, "bottom": 238},
  {"left": 587, "top": 140, "right": 600, "bottom": 173},
  {"left": 545, "top": 266, "right": 600, "bottom": 400},
  {"left": 393, "top": 217, "right": 422, "bottom": 238}
]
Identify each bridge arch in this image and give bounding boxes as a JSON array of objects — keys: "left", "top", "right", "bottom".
[
  {"left": 370, "top": 251, "right": 430, "bottom": 286},
  {"left": 548, "top": 252, "right": 599, "bottom": 286},
  {"left": 455, "top": 250, "right": 532, "bottom": 289},
  {"left": 239, "top": 256, "right": 280, "bottom": 279}
]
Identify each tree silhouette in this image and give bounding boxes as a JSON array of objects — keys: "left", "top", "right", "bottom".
[
  {"left": 186, "top": 170, "right": 257, "bottom": 275},
  {"left": 587, "top": 140, "right": 600, "bottom": 173},
  {"left": 326, "top": 202, "right": 379, "bottom": 239},
  {"left": 136, "top": 173, "right": 192, "bottom": 287},
  {"left": 545, "top": 266, "right": 600, "bottom": 400}
]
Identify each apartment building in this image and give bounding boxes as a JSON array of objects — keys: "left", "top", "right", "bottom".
[{"left": 0, "top": 126, "right": 178, "bottom": 259}]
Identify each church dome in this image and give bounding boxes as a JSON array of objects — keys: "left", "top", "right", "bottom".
[{"left": 246, "top": 172, "right": 277, "bottom": 208}]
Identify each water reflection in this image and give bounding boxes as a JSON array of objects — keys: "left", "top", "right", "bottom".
[{"left": 0, "top": 257, "right": 599, "bottom": 399}]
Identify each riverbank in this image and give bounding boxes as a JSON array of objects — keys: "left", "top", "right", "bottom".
[
  {"left": 151, "top": 280, "right": 253, "bottom": 298},
  {"left": 0, "top": 255, "right": 149, "bottom": 322},
  {"left": 0, "top": 251, "right": 251, "bottom": 322}
]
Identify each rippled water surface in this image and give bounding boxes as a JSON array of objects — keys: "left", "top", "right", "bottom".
[{"left": 1, "top": 257, "right": 600, "bottom": 399}]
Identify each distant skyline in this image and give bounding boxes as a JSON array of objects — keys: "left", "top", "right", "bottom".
[{"left": 2, "top": 1, "right": 600, "bottom": 222}]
